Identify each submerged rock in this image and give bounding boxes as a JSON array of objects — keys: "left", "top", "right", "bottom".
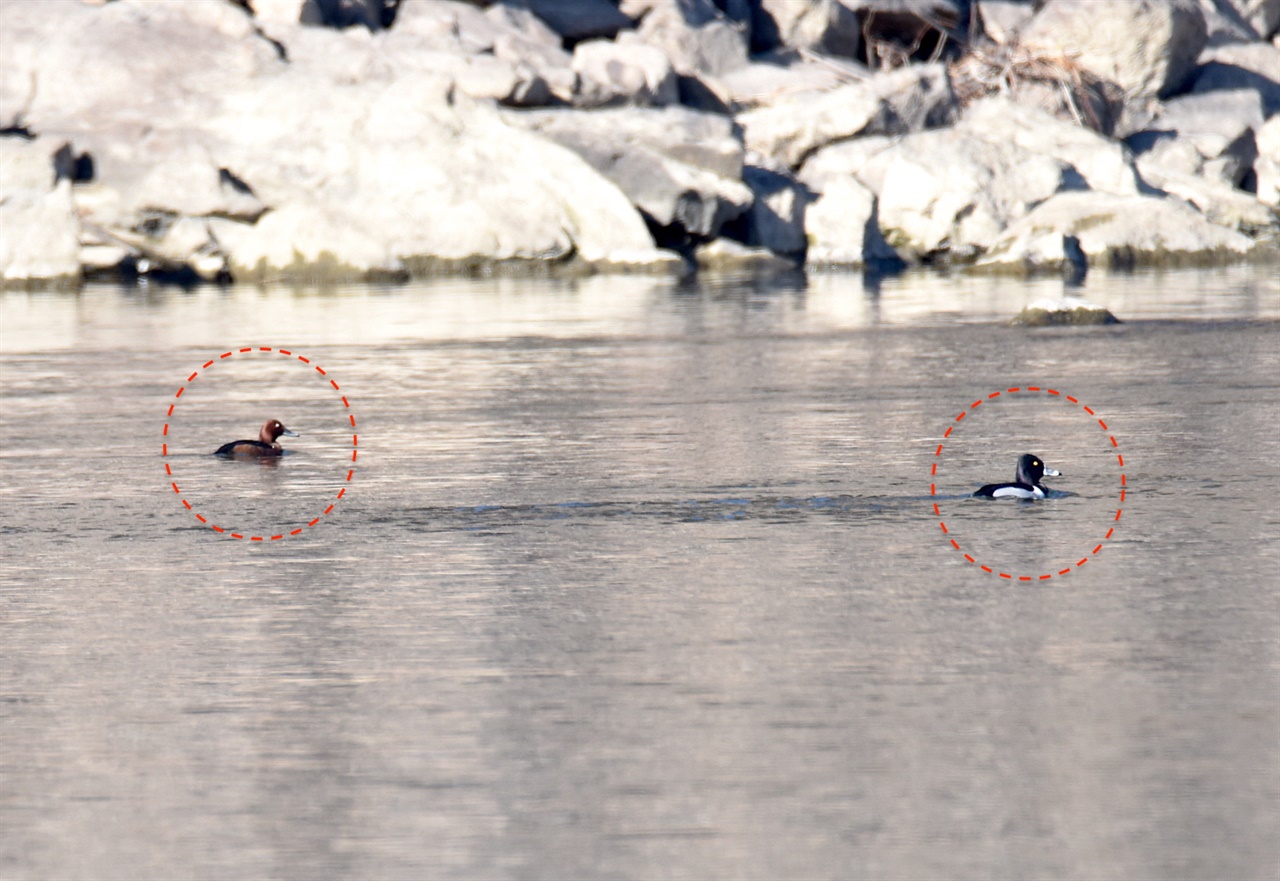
[{"left": 1011, "top": 297, "right": 1120, "bottom": 326}]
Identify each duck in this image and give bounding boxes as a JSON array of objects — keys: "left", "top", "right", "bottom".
[
  {"left": 973, "top": 453, "right": 1060, "bottom": 499},
  {"left": 214, "top": 419, "right": 299, "bottom": 457}
]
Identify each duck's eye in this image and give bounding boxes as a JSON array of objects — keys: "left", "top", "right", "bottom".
[{"left": 1033, "top": 460, "right": 1040, "bottom": 466}]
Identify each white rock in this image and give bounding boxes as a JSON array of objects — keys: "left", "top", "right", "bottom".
[
  {"left": 1256, "top": 115, "right": 1280, "bottom": 209},
  {"left": 391, "top": 0, "right": 501, "bottom": 53},
  {"left": 958, "top": 97, "right": 1141, "bottom": 195},
  {"left": 572, "top": 37, "right": 680, "bottom": 107},
  {"left": 694, "top": 237, "right": 796, "bottom": 269},
  {"left": 978, "top": 191, "right": 1255, "bottom": 271},
  {"left": 798, "top": 135, "right": 897, "bottom": 194},
  {"left": 209, "top": 201, "right": 402, "bottom": 281},
  {"left": 977, "top": 0, "right": 1035, "bottom": 44},
  {"left": 738, "top": 63, "right": 956, "bottom": 169},
  {"left": 0, "top": 137, "right": 82, "bottom": 284},
  {"left": 1133, "top": 168, "right": 1279, "bottom": 235},
  {"left": 876, "top": 128, "right": 1077, "bottom": 260},
  {"left": 715, "top": 59, "right": 855, "bottom": 110},
  {"left": 634, "top": 0, "right": 748, "bottom": 77},
  {"left": 1020, "top": 0, "right": 1207, "bottom": 99},
  {"left": 1128, "top": 89, "right": 1264, "bottom": 186},
  {"left": 804, "top": 175, "right": 899, "bottom": 266},
  {"left": 487, "top": 2, "right": 574, "bottom": 103},
  {"left": 511, "top": 106, "right": 750, "bottom": 239},
  {"left": 0, "top": 180, "right": 81, "bottom": 285}
]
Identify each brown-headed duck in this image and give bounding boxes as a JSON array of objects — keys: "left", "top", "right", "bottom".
[{"left": 214, "top": 419, "right": 300, "bottom": 457}]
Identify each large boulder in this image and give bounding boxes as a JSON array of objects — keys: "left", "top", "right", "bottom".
[
  {"left": 716, "top": 58, "right": 860, "bottom": 111},
  {"left": 208, "top": 71, "right": 667, "bottom": 275},
  {"left": 976, "top": 191, "right": 1256, "bottom": 272},
  {"left": 874, "top": 127, "right": 1080, "bottom": 261},
  {"left": 741, "top": 163, "right": 810, "bottom": 257},
  {"left": 1134, "top": 169, "right": 1279, "bottom": 237},
  {"left": 804, "top": 175, "right": 899, "bottom": 266},
  {"left": 1127, "top": 89, "right": 1264, "bottom": 187},
  {"left": 627, "top": 0, "right": 749, "bottom": 77},
  {"left": 1019, "top": 0, "right": 1207, "bottom": 100},
  {"left": 510, "top": 106, "right": 752, "bottom": 241},
  {"left": 798, "top": 134, "right": 897, "bottom": 194},
  {"left": 1188, "top": 41, "right": 1280, "bottom": 117},
  {"left": 960, "top": 97, "right": 1141, "bottom": 195},
  {"left": 753, "top": 0, "right": 861, "bottom": 57},
  {"left": 485, "top": 2, "right": 576, "bottom": 103},
  {"left": 738, "top": 63, "right": 957, "bottom": 169},
  {"left": 571, "top": 36, "right": 680, "bottom": 107}
]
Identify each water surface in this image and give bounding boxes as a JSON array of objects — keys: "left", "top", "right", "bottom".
[{"left": 2, "top": 266, "right": 1277, "bottom": 880}]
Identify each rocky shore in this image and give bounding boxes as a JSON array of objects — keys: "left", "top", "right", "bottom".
[{"left": 1, "top": 0, "right": 1277, "bottom": 287}]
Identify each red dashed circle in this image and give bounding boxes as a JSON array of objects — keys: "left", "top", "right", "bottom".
[
  {"left": 931, "top": 386, "right": 1125, "bottom": 581},
  {"left": 163, "top": 346, "right": 357, "bottom": 541}
]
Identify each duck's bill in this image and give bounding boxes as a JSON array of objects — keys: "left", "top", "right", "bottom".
[
  {"left": 1043, "top": 466, "right": 1061, "bottom": 477},
  {"left": 282, "top": 429, "right": 300, "bottom": 437}
]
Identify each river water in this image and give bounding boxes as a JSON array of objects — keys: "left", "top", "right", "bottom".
[{"left": 2, "top": 266, "right": 1277, "bottom": 881}]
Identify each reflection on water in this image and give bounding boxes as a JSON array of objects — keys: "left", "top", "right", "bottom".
[{"left": 2, "top": 267, "right": 1277, "bottom": 880}]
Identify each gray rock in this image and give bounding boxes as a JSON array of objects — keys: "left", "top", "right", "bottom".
[
  {"left": 738, "top": 63, "right": 956, "bottom": 169},
  {"left": 976, "top": 191, "right": 1255, "bottom": 272},
  {"left": 1128, "top": 89, "right": 1264, "bottom": 186},
  {"left": 572, "top": 36, "right": 680, "bottom": 107},
  {"left": 1198, "top": 0, "right": 1269, "bottom": 45},
  {"left": 511, "top": 106, "right": 752, "bottom": 238},
  {"left": 716, "top": 58, "right": 861, "bottom": 111},
  {"left": 754, "top": 0, "right": 861, "bottom": 57},
  {"left": 977, "top": 0, "right": 1035, "bottom": 44},
  {"left": 633, "top": 0, "right": 749, "bottom": 77},
  {"left": 742, "top": 164, "right": 810, "bottom": 257},
  {"left": 1019, "top": 0, "right": 1207, "bottom": 99},
  {"left": 1201, "top": 0, "right": 1280, "bottom": 43},
  {"left": 487, "top": 2, "right": 575, "bottom": 102},
  {"left": 524, "top": 0, "right": 634, "bottom": 43},
  {"left": 804, "top": 175, "right": 899, "bottom": 266},
  {"left": 1189, "top": 40, "right": 1280, "bottom": 116}
]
